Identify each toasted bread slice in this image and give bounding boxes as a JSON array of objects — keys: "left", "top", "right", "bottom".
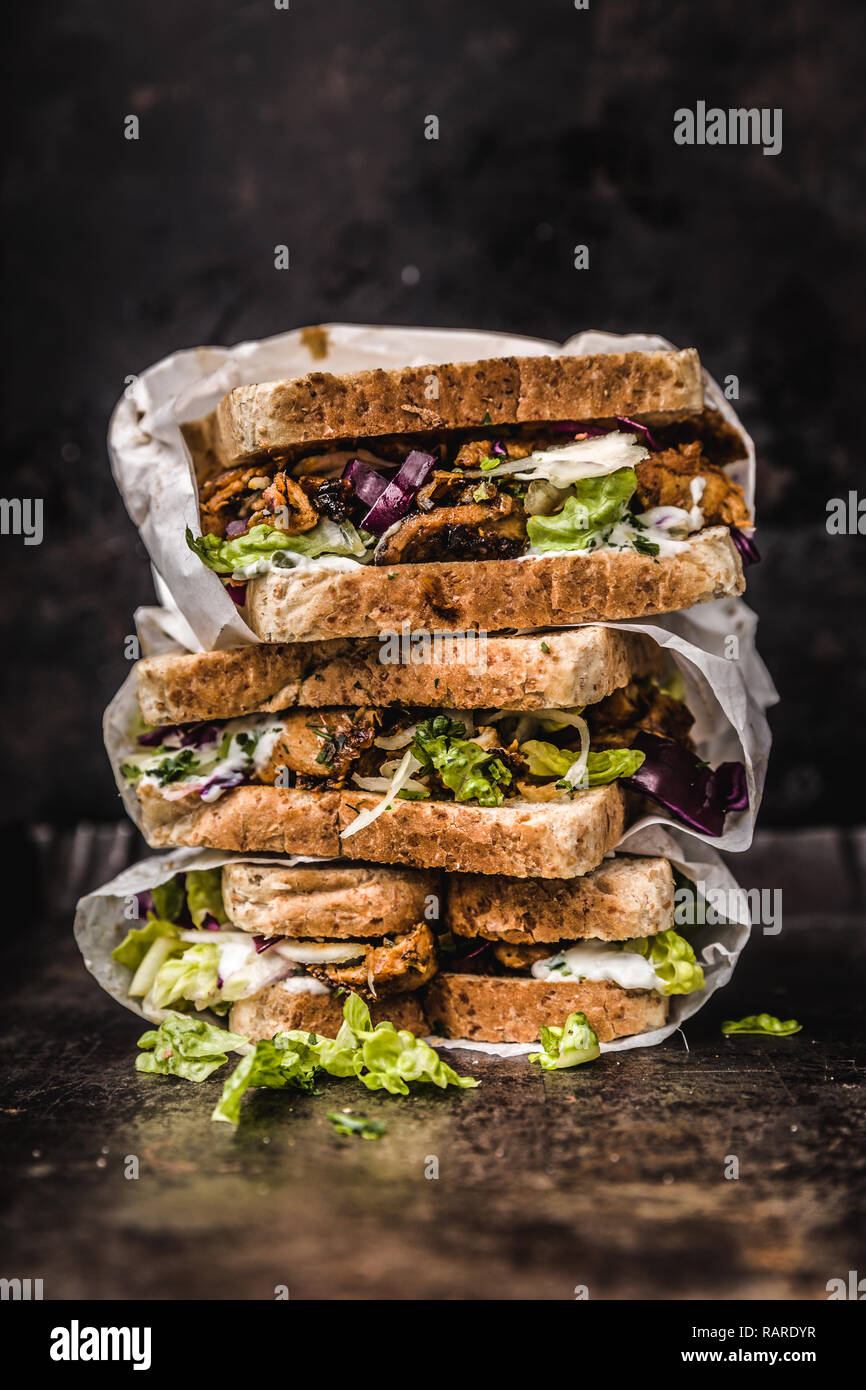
[
  {"left": 138, "top": 782, "right": 627, "bottom": 878},
  {"left": 229, "top": 983, "right": 429, "bottom": 1040},
  {"left": 446, "top": 855, "right": 674, "bottom": 943},
  {"left": 135, "top": 626, "right": 661, "bottom": 725},
  {"left": 212, "top": 350, "right": 703, "bottom": 464},
  {"left": 222, "top": 860, "right": 439, "bottom": 938},
  {"left": 244, "top": 527, "right": 743, "bottom": 642},
  {"left": 425, "top": 973, "right": 668, "bottom": 1044}
]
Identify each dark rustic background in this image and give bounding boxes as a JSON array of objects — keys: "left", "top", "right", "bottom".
[{"left": 2, "top": 0, "right": 864, "bottom": 852}]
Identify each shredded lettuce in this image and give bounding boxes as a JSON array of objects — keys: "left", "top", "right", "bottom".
[
  {"left": 212, "top": 993, "right": 477, "bottom": 1123},
  {"left": 186, "top": 521, "right": 368, "bottom": 577},
  {"left": 519, "top": 740, "right": 645, "bottom": 785},
  {"left": 185, "top": 868, "right": 229, "bottom": 927},
  {"left": 529, "top": 1012, "right": 601, "bottom": 1070},
  {"left": 149, "top": 943, "right": 221, "bottom": 1012},
  {"left": 212, "top": 1035, "right": 321, "bottom": 1124},
  {"left": 112, "top": 918, "right": 178, "bottom": 971},
  {"left": 136, "top": 1014, "right": 248, "bottom": 1082},
  {"left": 412, "top": 715, "right": 511, "bottom": 806},
  {"left": 151, "top": 877, "right": 185, "bottom": 924},
  {"left": 525, "top": 468, "right": 637, "bottom": 553},
  {"left": 623, "top": 928, "right": 705, "bottom": 996},
  {"left": 722, "top": 1014, "right": 802, "bottom": 1036}
]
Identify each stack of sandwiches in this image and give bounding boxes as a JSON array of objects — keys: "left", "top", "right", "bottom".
[{"left": 95, "top": 342, "right": 760, "bottom": 1051}]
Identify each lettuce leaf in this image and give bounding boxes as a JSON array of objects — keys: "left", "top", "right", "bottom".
[
  {"left": 136, "top": 1014, "right": 248, "bottom": 1083},
  {"left": 112, "top": 918, "right": 178, "bottom": 971},
  {"left": 151, "top": 877, "right": 185, "bottom": 924},
  {"left": 529, "top": 1011, "right": 601, "bottom": 1070},
  {"left": 519, "top": 741, "right": 646, "bottom": 785},
  {"left": 337, "top": 994, "right": 478, "bottom": 1095},
  {"left": 327, "top": 1112, "right": 386, "bottom": 1139},
  {"left": 212, "top": 1034, "right": 321, "bottom": 1124},
  {"left": 185, "top": 868, "right": 229, "bottom": 927},
  {"left": 623, "top": 928, "right": 705, "bottom": 996},
  {"left": 721, "top": 1014, "right": 802, "bottom": 1036},
  {"left": 186, "top": 521, "right": 368, "bottom": 577},
  {"left": 212, "top": 993, "right": 477, "bottom": 1122},
  {"left": 149, "top": 943, "right": 221, "bottom": 1011},
  {"left": 412, "top": 715, "right": 511, "bottom": 807},
  {"left": 525, "top": 468, "right": 637, "bottom": 553}
]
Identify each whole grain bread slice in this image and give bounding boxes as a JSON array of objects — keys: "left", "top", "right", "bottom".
[
  {"left": 424, "top": 972, "right": 668, "bottom": 1043},
  {"left": 138, "top": 782, "right": 627, "bottom": 878},
  {"left": 230, "top": 983, "right": 429, "bottom": 1040},
  {"left": 135, "top": 626, "right": 661, "bottom": 725},
  {"left": 222, "top": 860, "right": 439, "bottom": 938},
  {"left": 213, "top": 350, "right": 703, "bottom": 463},
  {"left": 446, "top": 855, "right": 674, "bottom": 943},
  {"left": 245, "top": 526, "right": 743, "bottom": 642}
]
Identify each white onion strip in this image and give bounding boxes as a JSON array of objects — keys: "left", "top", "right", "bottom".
[{"left": 341, "top": 749, "right": 423, "bottom": 838}]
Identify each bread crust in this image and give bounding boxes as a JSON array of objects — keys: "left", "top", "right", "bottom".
[
  {"left": 135, "top": 627, "right": 661, "bottom": 725},
  {"left": 214, "top": 350, "right": 703, "bottom": 462},
  {"left": 229, "top": 984, "right": 429, "bottom": 1040},
  {"left": 222, "top": 860, "right": 439, "bottom": 937},
  {"left": 245, "top": 528, "right": 743, "bottom": 642},
  {"left": 446, "top": 855, "right": 674, "bottom": 943},
  {"left": 424, "top": 973, "right": 668, "bottom": 1043},
  {"left": 138, "top": 782, "right": 627, "bottom": 878}
]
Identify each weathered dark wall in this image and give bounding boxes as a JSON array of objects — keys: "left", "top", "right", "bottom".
[{"left": 2, "top": 0, "right": 863, "bottom": 829}]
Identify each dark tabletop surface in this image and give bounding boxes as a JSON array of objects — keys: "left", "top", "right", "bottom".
[{"left": 2, "top": 828, "right": 863, "bottom": 1301}]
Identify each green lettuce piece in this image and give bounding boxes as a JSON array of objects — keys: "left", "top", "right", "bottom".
[
  {"left": 526, "top": 468, "right": 637, "bottom": 553},
  {"left": 412, "top": 715, "right": 512, "bottom": 807},
  {"left": 212, "top": 1034, "right": 322, "bottom": 1124},
  {"left": 112, "top": 918, "right": 178, "bottom": 971},
  {"left": 151, "top": 877, "right": 185, "bottom": 924},
  {"left": 327, "top": 1112, "right": 386, "bottom": 1140},
  {"left": 722, "top": 1014, "right": 802, "bottom": 1036},
  {"left": 624, "top": 928, "right": 705, "bottom": 996},
  {"left": 529, "top": 1011, "right": 601, "bottom": 1070},
  {"left": 582, "top": 747, "right": 646, "bottom": 785},
  {"left": 336, "top": 994, "right": 477, "bottom": 1095},
  {"left": 185, "top": 868, "right": 229, "bottom": 927},
  {"left": 519, "top": 741, "right": 646, "bottom": 785},
  {"left": 186, "top": 520, "right": 368, "bottom": 577},
  {"left": 149, "top": 943, "right": 221, "bottom": 1011},
  {"left": 136, "top": 1014, "right": 248, "bottom": 1083}
]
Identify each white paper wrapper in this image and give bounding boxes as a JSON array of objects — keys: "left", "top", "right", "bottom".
[
  {"left": 108, "top": 324, "right": 757, "bottom": 654},
  {"left": 106, "top": 607, "right": 771, "bottom": 852},
  {"left": 73, "top": 833, "right": 750, "bottom": 1056}
]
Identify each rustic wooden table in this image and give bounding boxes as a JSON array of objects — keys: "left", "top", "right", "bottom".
[{"left": 2, "top": 829, "right": 863, "bottom": 1301}]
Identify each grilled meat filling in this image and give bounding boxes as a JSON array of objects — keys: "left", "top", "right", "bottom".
[
  {"left": 255, "top": 708, "right": 379, "bottom": 784},
  {"left": 374, "top": 495, "right": 525, "bottom": 565},
  {"left": 634, "top": 443, "right": 750, "bottom": 529},
  {"left": 588, "top": 681, "right": 695, "bottom": 750},
  {"left": 306, "top": 922, "right": 438, "bottom": 999}
]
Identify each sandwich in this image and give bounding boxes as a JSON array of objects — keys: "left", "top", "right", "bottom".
[
  {"left": 181, "top": 348, "right": 755, "bottom": 642},
  {"left": 113, "top": 627, "right": 748, "bottom": 876},
  {"left": 427, "top": 857, "right": 705, "bottom": 1043},
  {"left": 101, "top": 855, "right": 707, "bottom": 1048},
  {"left": 109, "top": 862, "right": 436, "bottom": 1037}
]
